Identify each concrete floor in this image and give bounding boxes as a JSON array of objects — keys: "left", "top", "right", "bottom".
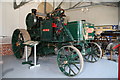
[{"left": 2, "top": 55, "right": 118, "bottom": 78}]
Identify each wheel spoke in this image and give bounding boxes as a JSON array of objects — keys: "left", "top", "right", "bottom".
[
  {"left": 68, "top": 64, "right": 76, "bottom": 75},
  {"left": 82, "top": 42, "right": 102, "bottom": 62},
  {"left": 85, "top": 48, "right": 91, "bottom": 53},
  {"left": 14, "top": 47, "right": 20, "bottom": 54},
  {"left": 63, "top": 64, "right": 66, "bottom": 70},
  {"left": 58, "top": 57, "right": 67, "bottom": 64},
  {"left": 61, "top": 48, "right": 65, "bottom": 54},
  {"left": 12, "top": 29, "right": 31, "bottom": 59},
  {"left": 93, "top": 52, "right": 100, "bottom": 57},
  {"left": 91, "top": 54, "right": 94, "bottom": 62},
  {"left": 72, "top": 54, "right": 78, "bottom": 60},
  {"left": 92, "top": 45, "right": 96, "bottom": 48},
  {"left": 57, "top": 46, "right": 83, "bottom": 76},
  {"left": 86, "top": 54, "right": 90, "bottom": 60},
  {"left": 72, "top": 50, "right": 76, "bottom": 53},
  {"left": 88, "top": 54, "right": 90, "bottom": 60},
  {"left": 68, "top": 47, "right": 71, "bottom": 52},
  {"left": 71, "top": 61, "right": 80, "bottom": 64},
  {"left": 94, "top": 50, "right": 99, "bottom": 53},
  {"left": 72, "top": 63, "right": 80, "bottom": 70},
  {"left": 93, "top": 47, "right": 98, "bottom": 51},
  {"left": 93, "top": 56, "right": 97, "bottom": 61},
  {"left": 69, "top": 65, "right": 71, "bottom": 75}
]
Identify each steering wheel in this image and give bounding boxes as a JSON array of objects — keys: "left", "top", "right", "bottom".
[{"left": 51, "top": 8, "right": 65, "bottom": 18}]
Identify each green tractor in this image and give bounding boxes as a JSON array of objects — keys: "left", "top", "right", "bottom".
[{"left": 12, "top": 8, "right": 102, "bottom": 76}]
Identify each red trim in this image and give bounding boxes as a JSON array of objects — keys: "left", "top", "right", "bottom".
[
  {"left": 112, "top": 44, "right": 120, "bottom": 49},
  {"left": 64, "top": 23, "right": 67, "bottom": 25},
  {"left": 52, "top": 23, "right": 57, "bottom": 27},
  {"left": 118, "top": 47, "right": 120, "bottom": 80},
  {"left": 112, "top": 44, "right": 120, "bottom": 79}
]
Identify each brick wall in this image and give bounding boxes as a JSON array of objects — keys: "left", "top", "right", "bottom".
[{"left": 0, "top": 44, "right": 14, "bottom": 56}]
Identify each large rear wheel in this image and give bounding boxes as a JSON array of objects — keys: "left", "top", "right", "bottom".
[{"left": 12, "top": 29, "right": 31, "bottom": 59}]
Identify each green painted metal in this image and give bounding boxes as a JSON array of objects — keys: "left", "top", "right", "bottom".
[
  {"left": 12, "top": 29, "right": 24, "bottom": 59},
  {"left": 66, "top": 21, "right": 84, "bottom": 41},
  {"left": 83, "top": 42, "right": 102, "bottom": 62},
  {"left": 12, "top": 29, "right": 31, "bottom": 59},
  {"left": 65, "top": 21, "right": 101, "bottom": 63},
  {"left": 66, "top": 21, "right": 94, "bottom": 41},
  {"left": 26, "top": 13, "right": 39, "bottom": 29},
  {"left": 76, "top": 41, "right": 102, "bottom": 62},
  {"left": 22, "top": 61, "right": 32, "bottom": 65},
  {"left": 57, "top": 46, "right": 83, "bottom": 76},
  {"left": 41, "top": 20, "right": 53, "bottom": 41},
  {"left": 12, "top": 7, "right": 102, "bottom": 76}
]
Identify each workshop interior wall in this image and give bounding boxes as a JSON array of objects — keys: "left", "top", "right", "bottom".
[{"left": 1, "top": 2, "right": 118, "bottom": 38}]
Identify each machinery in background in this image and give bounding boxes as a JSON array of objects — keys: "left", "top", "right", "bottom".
[
  {"left": 100, "top": 31, "right": 120, "bottom": 61},
  {"left": 94, "top": 30, "right": 120, "bottom": 61},
  {"left": 12, "top": 7, "right": 102, "bottom": 76}
]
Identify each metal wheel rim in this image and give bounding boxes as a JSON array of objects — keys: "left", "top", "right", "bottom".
[
  {"left": 12, "top": 29, "right": 31, "bottom": 59},
  {"left": 57, "top": 46, "right": 84, "bottom": 76},
  {"left": 83, "top": 42, "right": 102, "bottom": 63},
  {"left": 95, "top": 36, "right": 109, "bottom": 49}
]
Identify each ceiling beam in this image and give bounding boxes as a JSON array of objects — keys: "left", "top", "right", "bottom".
[
  {"left": 71, "top": 2, "right": 81, "bottom": 8},
  {"left": 65, "top": 2, "right": 118, "bottom": 11},
  {"left": 56, "top": 0, "right": 64, "bottom": 8}
]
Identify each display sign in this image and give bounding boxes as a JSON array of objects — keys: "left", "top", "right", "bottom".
[{"left": 42, "top": 29, "right": 50, "bottom": 31}]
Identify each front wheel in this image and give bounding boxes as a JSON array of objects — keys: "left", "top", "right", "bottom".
[{"left": 57, "top": 46, "right": 84, "bottom": 76}]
